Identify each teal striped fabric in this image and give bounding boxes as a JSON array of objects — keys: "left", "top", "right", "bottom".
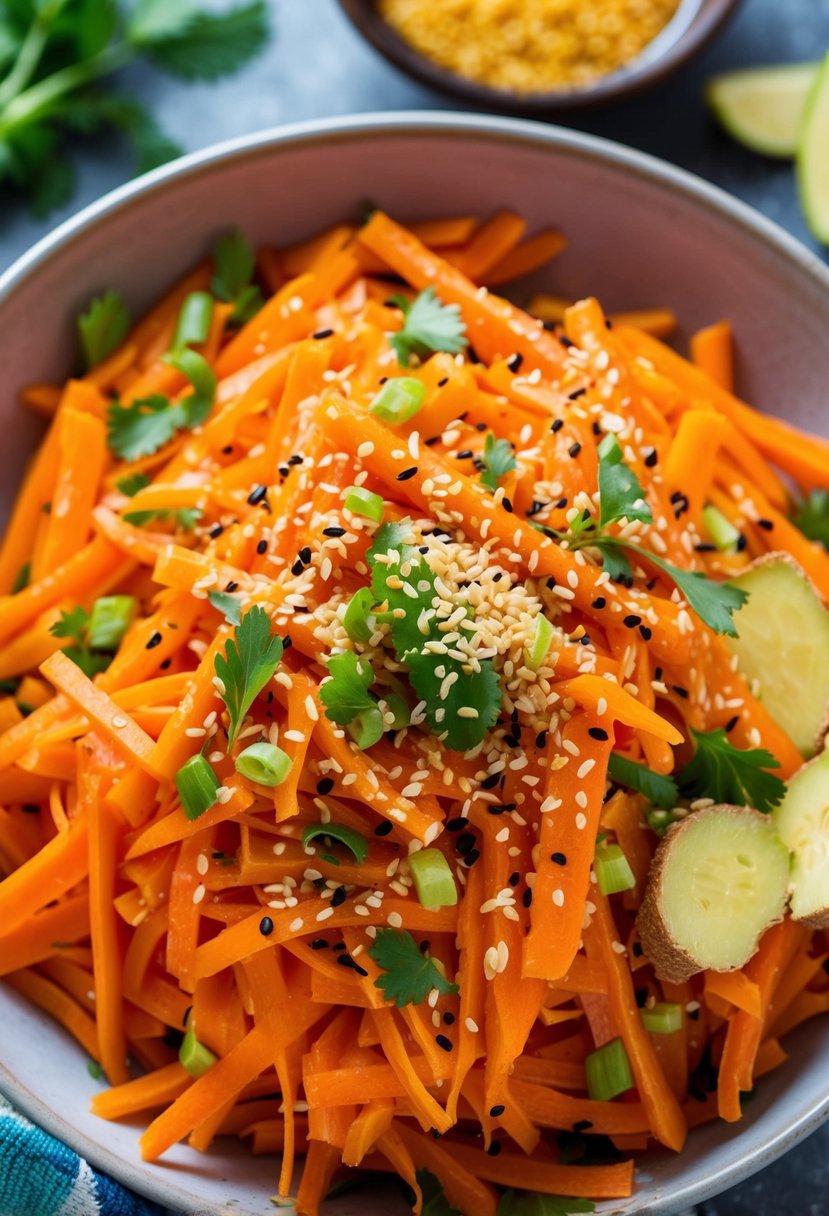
[{"left": 0, "top": 1096, "right": 164, "bottom": 1216}]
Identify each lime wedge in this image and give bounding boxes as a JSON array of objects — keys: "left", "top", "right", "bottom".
[
  {"left": 706, "top": 62, "right": 818, "bottom": 158},
  {"left": 798, "top": 52, "right": 829, "bottom": 243}
]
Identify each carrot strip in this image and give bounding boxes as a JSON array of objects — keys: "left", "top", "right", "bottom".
[{"left": 690, "top": 320, "right": 734, "bottom": 391}]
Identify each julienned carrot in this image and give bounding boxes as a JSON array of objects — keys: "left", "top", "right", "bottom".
[
  {"left": 690, "top": 320, "right": 734, "bottom": 392},
  {"left": 2, "top": 209, "right": 828, "bottom": 1213}
]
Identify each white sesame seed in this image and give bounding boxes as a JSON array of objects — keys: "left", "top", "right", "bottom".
[
  {"left": 575, "top": 812, "right": 587, "bottom": 830},
  {"left": 387, "top": 911, "right": 403, "bottom": 928},
  {"left": 465, "top": 1017, "right": 479, "bottom": 1033},
  {"left": 289, "top": 917, "right": 304, "bottom": 932},
  {"left": 315, "top": 907, "right": 335, "bottom": 922},
  {"left": 196, "top": 853, "right": 208, "bottom": 876},
  {"left": 552, "top": 889, "right": 564, "bottom": 907},
  {"left": 192, "top": 884, "right": 206, "bottom": 905}
]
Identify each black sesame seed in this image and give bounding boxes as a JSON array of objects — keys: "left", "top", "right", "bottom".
[
  {"left": 313, "top": 328, "right": 334, "bottom": 339},
  {"left": 526, "top": 500, "right": 547, "bottom": 518},
  {"left": 588, "top": 727, "right": 609, "bottom": 741},
  {"left": 632, "top": 941, "right": 644, "bottom": 958},
  {"left": 256, "top": 539, "right": 268, "bottom": 554},
  {"left": 489, "top": 1104, "right": 506, "bottom": 1117},
  {"left": 480, "top": 773, "right": 500, "bottom": 790},
  {"left": 672, "top": 685, "right": 689, "bottom": 699},
  {"left": 592, "top": 421, "right": 602, "bottom": 436},
  {"left": 623, "top": 614, "right": 642, "bottom": 629},
  {"left": 435, "top": 1034, "right": 453, "bottom": 1052},
  {"left": 487, "top": 1141, "right": 502, "bottom": 1156},
  {"left": 573, "top": 1120, "right": 593, "bottom": 1133},
  {"left": 568, "top": 388, "right": 586, "bottom": 400},
  {"left": 736, "top": 534, "right": 747, "bottom": 551},
  {"left": 445, "top": 817, "right": 468, "bottom": 831},
  {"left": 209, "top": 524, "right": 224, "bottom": 538},
  {"left": 568, "top": 442, "right": 582, "bottom": 459},
  {"left": 555, "top": 497, "right": 568, "bottom": 510},
  {"left": 146, "top": 631, "right": 162, "bottom": 650},
  {"left": 535, "top": 730, "right": 548, "bottom": 750},
  {"left": 502, "top": 497, "right": 514, "bottom": 513},
  {"left": 559, "top": 335, "right": 575, "bottom": 349},
  {"left": 437, "top": 377, "right": 449, "bottom": 387},
  {"left": 635, "top": 987, "right": 649, "bottom": 1008},
  {"left": 463, "top": 848, "right": 480, "bottom": 867},
  {"left": 508, "top": 871, "right": 520, "bottom": 887},
  {"left": 21, "top": 803, "right": 40, "bottom": 814},
  {"left": 396, "top": 467, "right": 418, "bottom": 481},
  {"left": 456, "top": 832, "right": 477, "bottom": 855},
  {"left": 424, "top": 436, "right": 440, "bottom": 447},
  {"left": 592, "top": 596, "right": 607, "bottom": 610},
  {"left": 247, "top": 484, "right": 268, "bottom": 506},
  {"left": 455, "top": 450, "right": 474, "bottom": 460},
  {"left": 316, "top": 778, "right": 335, "bottom": 796},
  {"left": 309, "top": 939, "right": 329, "bottom": 950},
  {"left": 551, "top": 418, "right": 564, "bottom": 433},
  {"left": 290, "top": 560, "right": 304, "bottom": 576},
  {"left": 283, "top": 635, "right": 292, "bottom": 649},
  {"left": 487, "top": 802, "right": 516, "bottom": 816},
  {"left": 298, "top": 546, "right": 311, "bottom": 565},
  {"left": 522, "top": 888, "right": 533, "bottom": 908},
  {"left": 287, "top": 454, "right": 303, "bottom": 466},
  {"left": 443, "top": 1011, "right": 455, "bottom": 1025},
  {"left": 507, "top": 353, "right": 523, "bottom": 373},
  {"left": 259, "top": 916, "right": 274, "bottom": 937},
  {"left": 639, "top": 625, "right": 652, "bottom": 641},
  {"left": 374, "top": 820, "right": 393, "bottom": 836},
  {"left": 337, "top": 953, "right": 368, "bottom": 976},
  {"left": 551, "top": 851, "right": 567, "bottom": 866},
  {"left": 695, "top": 543, "right": 717, "bottom": 553},
  {"left": 725, "top": 715, "right": 739, "bottom": 732},
  {"left": 225, "top": 581, "right": 238, "bottom": 592},
  {"left": 644, "top": 449, "right": 658, "bottom": 468},
  {"left": 323, "top": 526, "right": 346, "bottom": 538},
  {"left": 757, "top": 518, "right": 774, "bottom": 531},
  {"left": 160, "top": 658, "right": 171, "bottom": 670},
  {"left": 222, "top": 445, "right": 234, "bottom": 455}
]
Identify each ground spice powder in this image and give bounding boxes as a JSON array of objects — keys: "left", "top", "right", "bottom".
[{"left": 378, "top": 0, "right": 682, "bottom": 94}]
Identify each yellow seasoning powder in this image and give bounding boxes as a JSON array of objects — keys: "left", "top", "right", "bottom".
[{"left": 378, "top": 0, "right": 682, "bottom": 94}]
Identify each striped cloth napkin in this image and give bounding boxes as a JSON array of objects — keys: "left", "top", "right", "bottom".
[{"left": 0, "top": 1095, "right": 165, "bottom": 1216}]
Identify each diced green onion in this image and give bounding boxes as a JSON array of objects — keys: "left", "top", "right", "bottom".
[
  {"left": 594, "top": 841, "right": 636, "bottom": 896},
  {"left": 235, "top": 741, "right": 292, "bottom": 787},
  {"left": 343, "top": 587, "right": 375, "bottom": 642},
  {"left": 382, "top": 692, "right": 410, "bottom": 729},
  {"left": 344, "top": 486, "right": 384, "bottom": 522},
  {"left": 86, "top": 595, "right": 136, "bottom": 651},
  {"left": 585, "top": 1036, "right": 634, "bottom": 1101},
  {"left": 179, "top": 1024, "right": 217, "bottom": 1078},
  {"left": 302, "top": 822, "right": 369, "bottom": 864},
  {"left": 369, "top": 377, "right": 427, "bottom": 424},
  {"left": 702, "top": 504, "right": 740, "bottom": 551},
  {"left": 87, "top": 1060, "right": 103, "bottom": 1079},
  {"left": 347, "top": 705, "right": 384, "bottom": 749},
  {"left": 171, "top": 291, "right": 213, "bottom": 354},
  {"left": 525, "top": 613, "right": 555, "bottom": 670},
  {"left": 641, "top": 1002, "right": 683, "bottom": 1035},
  {"left": 176, "top": 754, "right": 220, "bottom": 820},
  {"left": 409, "top": 847, "right": 458, "bottom": 909}
]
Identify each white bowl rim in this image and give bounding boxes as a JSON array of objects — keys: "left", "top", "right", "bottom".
[{"left": 1, "top": 110, "right": 828, "bottom": 1215}]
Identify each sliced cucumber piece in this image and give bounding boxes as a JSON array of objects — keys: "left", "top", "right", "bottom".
[
  {"left": 774, "top": 748, "right": 829, "bottom": 928},
  {"left": 707, "top": 62, "right": 819, "bottom": 158},
  {"left": 726, "top": 554, "right": 829, "bottom": 757},
  {"left": 798, "top": 52, "right": 829, "bottom": 243},
  {"left": 637, "top": 805, "right": 789, "bottom": 983}
]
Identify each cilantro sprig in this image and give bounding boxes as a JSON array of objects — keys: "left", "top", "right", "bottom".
[
  {"left": 678, "top": 728, "right": 786, "bottom": 814},
  {"left": 211, "top": 229, "right": 263, "bottom": 325},
  {"left": 320, "top": 651, "right": 377, "bottom": 725},
  {"left": 50, "top": 597, "right": 136, "bottom": 678},
  {"left": 302, "top": 822, "right": 369, "bottom": 865},
  {"left": 214, "top": 605, "right": 283, "bottom": 747},
  {"left": 107, "top": 348, "right": 217, "bottom": 460},
  {"left": 607, "top": 752, "right": 678, "bottom": 809},
  {"left": 368, "top": 928, "right": 459, "bottom": 1008},
  {"left": 497, "top": 1192, "right": 595, "bottom": 1215},
  {"left": 118, "top": 471, "right": 201, "bottom": 530},
  {"left": 479, "top": 433, "right": 517, "bottom": 494},
  {"left": 792, "top": 489, "right": 829, "bottom": 549},
  {"left": 78, "top": 290, "right": 131, "bottom": 371},
  {"left": 0, "top": 0, "right": 269, "bottom": 216},
  {"left": 389, "top": 288, "right": 466, "bottom": 365}
]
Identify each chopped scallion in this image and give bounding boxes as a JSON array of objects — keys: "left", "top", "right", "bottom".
[
  {"left": 347, "top": 705, "right": 384, "bottom": 749},
  {"left": 86, "top": 595, "right": 137, "bottom": 651},
  {"left": 344, "top": 486, "right": 384, "bottom": 522},
  {"left": 235, "top": 741, "right": 292, "bottom": 787},
  {"left": 176, "top": 753, "right": 220, "bottom": 820},
  {"left": 641, "top": 1002, "right": 683, "bottom": 1035},
  {"left": 702, "top": 504, "right": 740, "bottom": 551},
  {"left": 525, "top": 613, "right": 555, "bottom": 670},
  {"left": 409, "top": 848, "right": 458, "bottom": 909},
  {"left": 585, "top": 1036, "right": 634, "bottom": 1101},
  {"left": 343, "top": 587, "right": 375, "bottom": 642},
  {"left": 594, "top": 840, "right": 636, "bottom": 895},
  {"left": 369, "top": 376, "right": 426, "bottom": 424},
  {"left": 171, "top": 291, "right": 213, "bottom": 354},
  {"left": 179, "top": 1024, "right": 217, "bottom": 1078}
]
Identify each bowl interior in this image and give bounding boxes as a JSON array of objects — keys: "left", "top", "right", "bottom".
[{"left": 1, "top": 115, "right": 828, "bottom": 1216}]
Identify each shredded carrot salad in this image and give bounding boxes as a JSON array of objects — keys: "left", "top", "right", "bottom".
[{"left": 1, "top": 209, "right": 828, "bottom": 1216}]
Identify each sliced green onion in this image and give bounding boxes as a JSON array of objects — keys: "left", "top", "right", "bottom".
[
  {"left": 641, "top": 1002, "right": 683, "bottom": 1035},
  {"left": 302, "top": 822, "right": 369, "bottom": 864},
  {"left": 344, "top": 486, "right": 384, "bottom": 522},
  {"left": 369, "top": 377, "right": 426, "bottom": 424},
  {"left": 594, "top": 841, "right": 636, "bottom": 896},
  {"left": 409, "top": 847, "right": 458, "bottom": 909},
  {"left": 235, "top": 741, "right": 292, "bottom": 787},
  {"left": 525, "top": 613, "right": 555, "bottom": 670},
  {"left": 176, "top": 754, "right": 220, "bottom": 820},
  {"left": 86, "top": 595, "right": 137, "bottom": 650},
  {"left": 347, "top": 705, "right": 384, "bottom": 749},
  {"left": 171, "top": 291, "right": 213, "bottom": 354},
  {"left": 382, "top": 692, "right": 410, "bottom": 729},
  {"left": 343, "top": 587, "right": 375, "bottom": 642},
  {"left": 702, "top": 504, "right": 740, "bottom": 551},
  {"left": 179, "top": 1024, "right": 217, "bottom": 1078},
  {"left": 585, "top": 1036, "right": 634, "bottom": 1101}
]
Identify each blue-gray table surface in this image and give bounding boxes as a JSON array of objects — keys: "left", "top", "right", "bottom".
[{"left": 1, "top": 0, "right": 829, "bottom": 1212}]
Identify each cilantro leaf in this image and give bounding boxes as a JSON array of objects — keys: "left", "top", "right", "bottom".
[
  {"left": 792, "top": 490, "right": 829, "bottom": 550},
  {"left": 95, "top": 95, "right": 183, "bottom": 175},
  {"left": 479, "top": 433, "right": 517, "bottom": 494},
  {"left": 607, "top": 753, "right": 678, "bottom": 810},
  {"left": 418, "top": 1169, "right": 462, "bottom": 1216},
  {"left": 143, "top": 1, "right": 269, "bottom": 81},
  {"left": 214, "top": 605, "right": 283, "bottom": 747},
  {"left": 408, "top": 653, "right": 501, "bottom": 752},
  {"left": 678, "top": 728, "right": 786, "bottom": 814},
  {"left": 49, "top": 600, "right": 131, "bottom": 679},
  {"left": 50, "top": 606, "right": 90, "bottom": 647},
  {"left": 11, "top": 562, "right": 30, "bottom": 595},
  {"left": 320, "top": 651, "right": 376, "bottom": 725},
  {"left": 302, "top": 822, "right": 369, "bottom": 865},
  {"left": 77, "top": 289, "right": 131, "bottom": 371},
  {"left": 164, "top": 347, "right": 217, "bottom": 426},
  {"left": 207, "top": 590, "right": 242, "bottom": 626},
  {"left": 390, "top": 287, "right": 466, "bottom": 365},
  {"left": 598, "top": 541, "right": 633, "bottom": 585},
  {"left": 212, "top": 228, "right": 264, "bottom": 325},
  {"left": 597, "top": 434, "right": 652, "bottom": 527},
  {"left": 116, "top": 472, "right": 151, "bottom": 497},
  {"left": 123, "top": 507, "right": 201, "bottom": 530},
  {"left": 368, "top": 929, "right": 459, "bottom": 1008},
  {"left": 107, "top": 394, "right": 180, "bottom": 462},
  {"left": 127, "top": 0, "right": 198, "bottom": 44},
  {"left": 497, "top": 1191, "right": 595, "bottom": 1216}
]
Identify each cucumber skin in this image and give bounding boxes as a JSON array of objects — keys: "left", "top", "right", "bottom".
[
  {"left": 796, "top": 51, "right": 829, "bottom": 244},
  {"left": 773, "top": 750, "right": 829, "bottom": 930},
  {"left": 637, "top": 804, "right": 789, "bottom": 984}
]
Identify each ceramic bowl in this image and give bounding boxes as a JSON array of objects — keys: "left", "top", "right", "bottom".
[
  {"left": 1, "top": 113, "right": 828, "bottom": 1216},
  {"left": 338, "top": 0, "right": 741, "bottom": 112}
]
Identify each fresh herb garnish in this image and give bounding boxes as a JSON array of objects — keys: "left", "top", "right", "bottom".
[
  {"left": 677, "top": 727, "right": 786, "bottom": 814},
  {"left": 479, "top": 432, "right": 517, "bottom": 494},
  {"left": 368, "top": 928, "right": 459, "bottom": 1008},
  {"left": 78, "top": 290, "right": 131, "bottom": 370},
  {"left": 368, "top": 522, "right": 501, "bottom": 750},
  {"left": 0, "top": 0, "right": 269, "bottom": 215},
  {"left": 118, "top": 469, "right": 200, "bottom": 530},
  {"left": 389, "top": 287, "right": 466, "bottom": 365},
  {"left": 11, "top": 562, "right": 31, "bottom": 595},
  {"left": 211, "top": 228, "right": 263, "bottom": 325},
  {"left": 792, "top": 489, "right": 829, "bottom": 549},
  {"left": 302, "top": 823, "right": 369, "bottom": 865},
  {"left": 607, "top": 752, "right": 678, "bottom": 810},
  {"left": 418, "top": 1169, "right": 462, "bottom": 1216},
  {"left": 49, "top": 596, "right": 136, "bottom": 678},
  {"left": 207, "top": 590, "right": 242, "bottom": 626},
  {"left": 107, "top": 349, "right": 216, "bottom": 460},
  {"left": 497, "top": 1190, "right": 595, "bottom": 1215},
  {"left": 214, "top": 605, "right": 283, "bottom": 747},
  {"left": 320, "top": 651, "right": 377, "bottom": 725},
  {"left": 597, "top": 434, "right": 652, "bottom": 527}
]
